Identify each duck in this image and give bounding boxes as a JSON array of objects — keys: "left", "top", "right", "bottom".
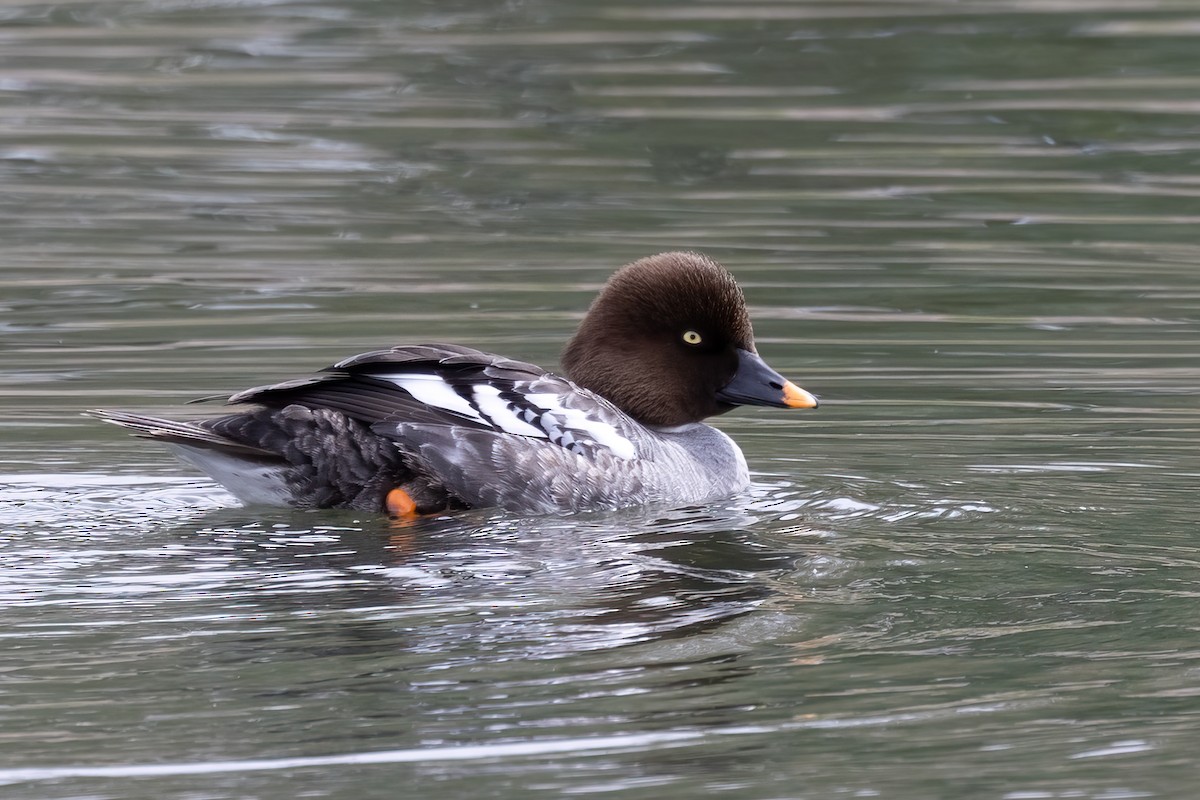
[{"left": 89, "top": 252, "right": 818, "bottom": 516}]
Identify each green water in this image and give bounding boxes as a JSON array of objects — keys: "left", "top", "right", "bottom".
[{"left": 3, "top": 1, "right": 1199, "bottom": 798}]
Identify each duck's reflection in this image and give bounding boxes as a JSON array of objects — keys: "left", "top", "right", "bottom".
[{"left": 175, "top": 500, "right": 810, "bottom": 661}]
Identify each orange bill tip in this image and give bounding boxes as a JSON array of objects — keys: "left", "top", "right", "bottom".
[{"left": 782, "top": 381, "right": 819, "bottom": 409}]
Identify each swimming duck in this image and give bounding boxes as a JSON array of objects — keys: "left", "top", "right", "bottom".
[{"left": 90, "top": 252, "right": 818, "bottom": 516}]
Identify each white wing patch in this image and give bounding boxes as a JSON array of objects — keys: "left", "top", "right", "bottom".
[
  {"left": 525, "top": 392, "right": 638, "bottom": 460},
  {"left": 469, "top": 384, "right": 547, "bottom": 438},
  {"left": 373, "top": 373, "right": 637, "bottom": 461},
  {"left": 375, "top": 374, "right": 486, "bottom": 424}
]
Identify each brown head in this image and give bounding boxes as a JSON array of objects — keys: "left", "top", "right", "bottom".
[{"left": 561, "top": 252, "right": 817, "bottom": 426}]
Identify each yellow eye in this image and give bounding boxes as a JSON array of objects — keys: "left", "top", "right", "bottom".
[{"left": 682, "top": 330, "right": 703, "bottom": 345}]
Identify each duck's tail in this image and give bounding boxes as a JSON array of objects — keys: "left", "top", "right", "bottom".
[{"left": 85, "top": 409, "right": 277, "bottom": 458}]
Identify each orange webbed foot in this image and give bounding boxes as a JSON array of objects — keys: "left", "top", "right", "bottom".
[{"left": 386, "top": 487, "right": 419, "bottom": 518}]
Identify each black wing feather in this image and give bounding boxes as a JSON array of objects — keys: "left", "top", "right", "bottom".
[{"left": 222, "top": 344, "right": 549, "bottom": 431}]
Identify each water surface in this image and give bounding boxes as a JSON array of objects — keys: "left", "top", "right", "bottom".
[{"left": 3, "top": 1, "right": 1199, "bottom": 798}]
